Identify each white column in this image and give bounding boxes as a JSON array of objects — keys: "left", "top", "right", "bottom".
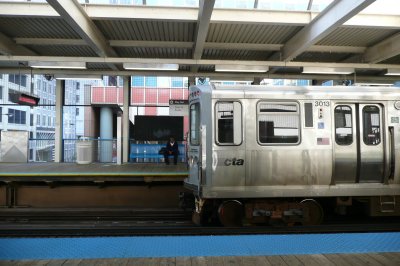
[
  {"left": 100, "top": 106, "right": 113, "bottom": 162},
  {"left": 116, "top": 112, "right": 122, "bottom": 165},
  {"left": 123, "top": 76, "right": 130, "bottom": 163},
  {"left": 54, "top": 79, "right": 64, "bottom": 163}
]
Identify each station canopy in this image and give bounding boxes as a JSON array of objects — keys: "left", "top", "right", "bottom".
[{"left": 0, "top": 0, "right": 400, "bottom": 83}]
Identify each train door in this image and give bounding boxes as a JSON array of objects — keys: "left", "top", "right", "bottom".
[
  {"left": 188, "top": 102, "right": 201, "bottom": 191},
  {"left": 212, "top": 101, "right": 245, "bottom": 186},
  {"left": 333, "top": 103, "right": 384, "bottom": 183}
]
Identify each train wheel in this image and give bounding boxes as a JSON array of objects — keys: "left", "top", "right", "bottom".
[
  {"left": 218, "top": 200, "right": 244, "bottom": 227},
  {"left": 300, "top": 199, "right": 324, "bottom": 225}
]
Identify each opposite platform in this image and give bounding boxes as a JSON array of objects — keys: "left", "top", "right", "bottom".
[{"left": 0, "top": 162, "right": 188, "bottom": 182}]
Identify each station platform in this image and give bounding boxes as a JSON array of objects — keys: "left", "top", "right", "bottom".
[
  {"left": 0, "top": 162, "right": 188, "bottom": 209},
  {"left": 0, "top": 232, "right": 399, "bottom": 265},
  {"left": 0, "top": 162, "right": 188, "bottom": 182}
]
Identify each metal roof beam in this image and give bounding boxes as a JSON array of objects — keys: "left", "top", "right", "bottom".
[
  {"left": 110, "top": 40, "right": 193, "bottom": 49},
  {"left": 15, "top": 38, "right": 87, "bottom": 46},
  {"left": 307, "top": 45, "right": 365, "bottom": 54},
  {"left": 46, "top": 0, "right": 117, "bottom": 58},
  {"left": 0, "top": 2, "right": 58, "bottom": 17},
  {"left": 363, "top": 32, "right": 400, "bottom": 63},
  {"left": 0, "top": 67, "right": 398, "bottom": 83},
  {"left": 16, "top": 38, "right": 366, "bottom": 54},
  {"left": 2, "top": 55, "right": 400, "bottom": 70},
  {"left": 193, "top": 0, "right": 215, "bottom": 60},
  {"left": 205, "top": 43, "right": 365, "bottom": 53},
  {"left": 87, "top": 5, "right": 198, "bottom": 21},
  {"left": 281, "top": 0, "right": 375, "bottom": 61},
  {"left": 0, "top": 32, "right": 37, "bottom": 56}
]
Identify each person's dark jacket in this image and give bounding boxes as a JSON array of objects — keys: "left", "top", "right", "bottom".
[{"left": 166, "top": 141, "right": 179, "bottom": 155}]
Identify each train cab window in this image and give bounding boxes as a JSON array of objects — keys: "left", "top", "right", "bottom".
[
  {"left": 363, "top": 106, "right": 381, "bottom": 145},
  {"left": 190, "top": 103, "right": 201, "bottom": 146},
  {"left": 215, "top": 101, "right": 242, "bottom": 145},
  {"left": 334, "top": 105, "right": 353, "bottom": 145},
  {"left": 257, "top": 102, "right": 300, "bottom": 144}
]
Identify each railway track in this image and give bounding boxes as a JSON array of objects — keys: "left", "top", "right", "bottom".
[{"left": 0, "top": 208, "right": 399, "bottom": 237}]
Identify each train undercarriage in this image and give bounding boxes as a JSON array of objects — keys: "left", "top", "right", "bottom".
[{"left": 180, "top": 194, "right": 400, "bottom": 227}]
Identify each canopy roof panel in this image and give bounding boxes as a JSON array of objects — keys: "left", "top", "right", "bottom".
[{"left": 0, "top": 0, "right": 399, "bottom": 83}]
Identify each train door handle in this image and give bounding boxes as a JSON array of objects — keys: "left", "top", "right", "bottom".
[{"left": 389, "top": 126, "right": 395, "bottom": 179}]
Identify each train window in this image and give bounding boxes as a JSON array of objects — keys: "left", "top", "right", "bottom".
[
  {"left": 257, "top": 102, "right": 299, "bottom": 144},
  {"left": 215, "top": 101, "right": 242, "bottom": 145},
  {"left": 334, "top": 105, "right": 353, "bottom": 145},
  {"left": 190, "top": 103, "right": 200, "bottom": 146},
  {"left": 363, "top": 106, "right": 381, "bottom": 145},
  {"left": 304, "top": 103, "right": 313, "bottom": 128}
]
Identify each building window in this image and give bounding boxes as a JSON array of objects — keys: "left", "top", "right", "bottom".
[
  {"left": 0, "top": 85, "right": 3, "bottom": 99},
  {"left": 76, "top": 108, "right": 80, "bottom": 116},
  {"left": 108, "top": 76, "right": 117, "bottom": 86},
  {"left": 335, "top": 105, "right": 353, "bottom": 145},
  {"left": 76, "top": 95, "right": 80, "bottom": 103},
  {"left": 37, "top": 114, "right": 40, "bottom": 125},
  {"left": 145, "top": 76, "right": 157, "bottom": 87},
  {"left": 8, "top": 74, "right": 27, "bottom": 87},
  {"left": 7, "top": 108, "right": 27, "bottom": 125},
  {"left": 257, "top": 102, "right": 300, "bottom": 144},
  {"left": 132, "top": 76, "right": 145, "bottom": 87},
  {"left": 0, "top": 107, "right": 2, "bottom": 122},
  {"left": 171, "top": 77, "right": 183, "bottom": 87}
]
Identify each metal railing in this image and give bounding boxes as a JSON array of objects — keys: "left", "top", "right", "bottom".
[
  {"left": 27, "top": 138, "right": 117, "bottom": 163},
  {"left": 28, "top": 139, "right": 55, "bottom": 162},
  {"left": 63, "top": 138, "right": 117, "bottom": 163}
]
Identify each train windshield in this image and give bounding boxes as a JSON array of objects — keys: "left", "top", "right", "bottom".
[{"left": 190, "top": 103, "right": 201, "bottom": 145}]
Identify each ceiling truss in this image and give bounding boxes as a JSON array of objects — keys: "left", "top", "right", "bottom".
[{"left": 0, "top": 1, "right": 399, "bottom": 82}]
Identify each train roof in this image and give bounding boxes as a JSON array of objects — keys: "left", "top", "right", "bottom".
[
  {"left": 190, "top": 84, "right": 400, "bottom": 101},
  {"left": 212, "top": 84, "right": 400, "bottom": 93}
]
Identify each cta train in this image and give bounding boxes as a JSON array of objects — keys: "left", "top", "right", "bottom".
[{"left": 183, "top": 84, "right": 400, "bottom": 226}]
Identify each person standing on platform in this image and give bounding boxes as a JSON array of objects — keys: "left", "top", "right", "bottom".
[{"left": 164, "top": 136, "right": 179, "bottom": 165}]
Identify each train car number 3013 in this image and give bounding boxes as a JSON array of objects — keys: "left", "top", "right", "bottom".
[{"left": 315, "top": 100, "right": 330, "bottom": 107}]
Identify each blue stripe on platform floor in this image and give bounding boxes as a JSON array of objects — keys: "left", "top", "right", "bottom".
[{"left": 0, "top": 233, "right": 400, "bottom": 260}]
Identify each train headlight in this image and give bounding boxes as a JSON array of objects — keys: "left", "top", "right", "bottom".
[{"left": 395, "top": 101, "right": 400, "bottom": 110}]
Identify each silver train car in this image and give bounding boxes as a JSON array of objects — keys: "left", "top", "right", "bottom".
[{"left": 184, "top": 84, "right": 400, "bottom": 226}]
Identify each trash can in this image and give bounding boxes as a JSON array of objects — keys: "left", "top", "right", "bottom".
[{"left": 76, "top": 137, "right": 93, "bottom": 164}]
